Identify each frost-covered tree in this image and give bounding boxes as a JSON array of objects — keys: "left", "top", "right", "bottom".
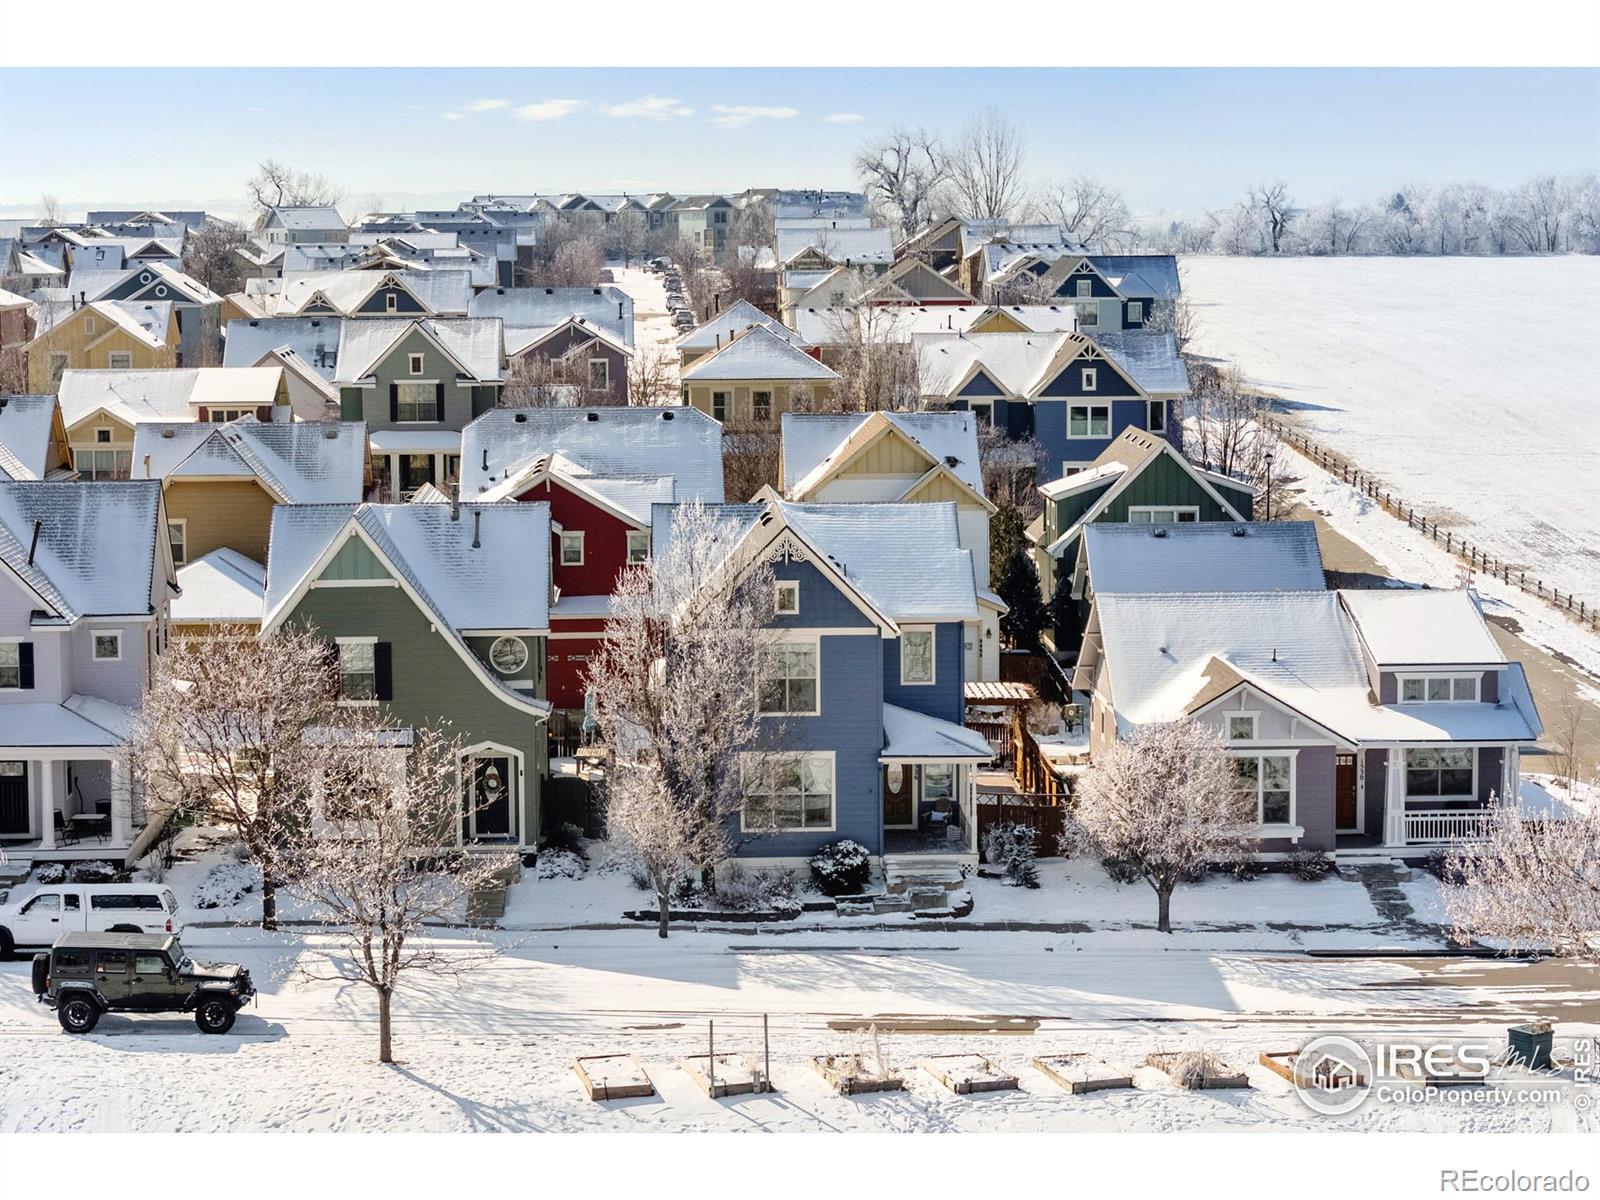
[
  {"left": 584, "top": 502, "right": 783, "bottom": 937},
  {"left": 1184, "top": 362, "right": 1277, "bottom": 490},
  {"left": 1247, "top": 181, "right": 1297, "bottom": 254},
  {"left": 853, "top": 126, "right": 949, "bottom": 239},
  {"left": 245, "top": 159, "right": 343, "bottom": 228},
  {"left": 1070, "top": 720, "right": 1256, "bottom": 932},
  {"left": 181, "top": 220, "right": 249, "bottom": 295},
  {"left": 947, "top": 107, "right": 1028, "bottom": 222},
  {"left": 1445, "top": 798, "right": 1600, "bottom": 961},
  {"left": 823, "top": 300, "right": 921, "bottom": 412},
  {"left": 1037, "top": 176, "right": 1134, "bottom": 251}
]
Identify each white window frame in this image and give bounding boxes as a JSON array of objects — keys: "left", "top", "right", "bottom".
[
  {"left": 1074, "top": 279, "right": 1092, "bottom": 299},
  {"left": 1397, "top": 674, "right": 1480, "bottom": 704},
  {"left": 84, "top": 315, "right": 97, "bottom": 336},
  {"left": 711, "top": 391, "right": 729, "bottom": 422},
  {"left": 751, "top": 389, "right": 772, "bottom": 422},
  {"left": 1066, "top": 403, "right": 1111, "bottom": 439},
  {"left": 408, "top": 353, "right": 425, "bottom": 376},
  {"left": 0, "top": 640, "right": 20, "bottom": 689},
  {"left": 1061, "top": 462, "right": 1091, "bottom": 477},
  {"left": 899, "top": 626, "right": 936, "bottom": 686},
  {"left": 1231, "top": 750, "right": 1297, "bottom": 830},
  {"left": 95, "top": 426, "right": 113, "bottom": 445},
  {"left": 1147, "top": 398, "right": 1166, "bottom": 433},
  {"left": 386, "top": 292, "right": 399, "bottom": 314},
  {"left": 626, "top": 530, "right": 649, "bottom": 564},
  {"left": 1127, "top": 300, "right": 1144, "bottom": 323},
  {"left": 758, "top": 638, "right": 820, "bottom": 716},
  {"left": 774, "top": 580, "right": 800, "bottom": 616},
  {"left": 164, "top": 519, "right": 187, "bottom": 565},
  {"left": 1403, "top": 746, "right": 1477, "bottom": 800},
  {"left": 91, "top": 630, "right": 122, "bottom": 662},
  {"left": 558, "top": 530, "right": 585, "bottom": 566},
  {"left": 1081, "top": 367, "right": 1097, "bottom": 392},
  {"left": 1126, "top": 505, "right": 1200, "bottom": 524},
  {"left": 739, "top": 751, "right": 837, "bottom": 834},
  {"left": 1226, "top": 712, "right": 1258, "bottom": 742},
  {"left": 335, "top": 636, "right": 379, "bottom": 707},
  {"left": 107, "top": 351, "right": 133, "bottom": 370},
  {"left": 588, "top": 358, "right": 609, "bottom": 390},
  {"left": 394, "top": 381, "right": 439, "bottom": 423}
]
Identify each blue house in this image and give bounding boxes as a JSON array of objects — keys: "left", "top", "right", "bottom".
[{"left": 652, "top": 497, "right": 991, "bottom": 868}]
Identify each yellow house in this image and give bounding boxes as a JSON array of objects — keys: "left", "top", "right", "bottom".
[
  {"left": 680, "top": 325, "right": 838, "bottom": 426},
  {"left": 170, "top": 548, "right": 267, "bottom": 639},
  {"left": 25, "top": 300, "right": 179, "bottom": 392}
]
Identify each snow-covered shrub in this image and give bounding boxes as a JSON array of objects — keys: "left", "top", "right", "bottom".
[
  {"left": 715, "top": 867, "right": 804, "bottom": 915},
  {"left": 34, "top": 862, "right": 67, "bottom": 885},
  {"left": 67, "top": 860, "right": 121, "bottom": 883},
  {"left": 809, "top": 840, "right": 873, "bottom": 896},
  {"left": 194, "top": 862, "right": 257, "bottom": 909},
  {"left": 1421, "top": 848, "right": 1467, "bottom": 885},
  {"left": 223, "top": 839, "right": 253, "bottom": 864},
  {"left": 586, "top": 838, "right": 635, "bottom": 877},
  {"left": 982, "top": 822, "right": 1040, "bottom": 888},
  {"left": 1168, "top": 1050, "right": 1213, "bottom": 1089},
  {"left": 1024, "top": 701, "right": 1062, "bottom": 736},
  {"left": 534, "top": 849, "right": 586, "bottom": 880},
  {"left": 1100, "top": 856, "right": 1141, "bottom": 885},
  {"left": 1223, "top": 858, "right": 1264, "bottom": 882},
  {"left": 1285, "top": 849, "right": 1334, "bottom": 881},
  {"left": 543, "top": 822, "right": 588, "bottom": 859}
]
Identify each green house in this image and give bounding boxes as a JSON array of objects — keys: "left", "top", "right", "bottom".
[
  {"left": 1029, "top": 428, "right": 1256, "bottom": 656},
  {"left": 261, "top": 501, "right": 552, "bottom": 849}
]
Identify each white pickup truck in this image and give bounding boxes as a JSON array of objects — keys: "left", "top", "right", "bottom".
[{"left": 0, "top": 883, "right": 183, "bottom": 957}]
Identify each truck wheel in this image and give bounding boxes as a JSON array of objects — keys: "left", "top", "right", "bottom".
[
  {"left": 58, "top": 995, "right": 100, "bottom": 1034},
  {"left": 0, "top": 928, "right": 13, "bottom": 962},
  {"left": 31, "top": 952, "right": 49, "bottom": 997},
  {"left": 195, "top": 997, "right": 237, "bottom": 1035}
]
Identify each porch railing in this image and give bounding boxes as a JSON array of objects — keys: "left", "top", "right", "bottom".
[
  {"left": 1012, "top": 713, "right": 1071, "bottom": 804},
  {"left": 1404, "top": 808, "right": 1492, "bottom": 845}
]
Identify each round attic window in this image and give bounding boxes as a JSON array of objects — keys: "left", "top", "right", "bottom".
[
  {"left": 489, "top": 636, "right": 529, "bottom": 676},
  {"left": 139, "top": 272, "right": 153, "bottom": 284}
]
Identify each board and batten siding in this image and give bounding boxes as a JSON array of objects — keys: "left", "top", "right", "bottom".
[
  {"left": 164, "top": 479, "right": 277, "bottom": 565},
  {"left": 881, "top": 623, "right": 965, "bottom": 725},
  {"left": 339, "top": 328, "right": 498, "bottom": 431}
]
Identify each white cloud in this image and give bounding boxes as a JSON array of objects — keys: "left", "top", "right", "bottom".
[
  {"left": 441, "top": 112, "right": 465, "bottom": 121},
  {"left": 822, "top": 112, "right": 867, "bottom": 124},
  {"left": 710, "top": 105, "right": 800, "bottom": 129},
  {"left": 599, "top": 94, "right": 693, "bottom": 121},
  {"left": 464, "top": 98, "right": 509, "bottom": 112},
  {"left": 514, "top": 99, "right": 587, "bottom": 122}
]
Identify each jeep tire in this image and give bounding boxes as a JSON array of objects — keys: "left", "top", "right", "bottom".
[
  {"left": 0, "top": 927, "right": 13, "bottom": 962},
  {"left": 195, "top": 996, "right": 237, "bottom": 1035},
  {"left": 31, "top": 952, "right": 49, "bottom": 997},
  {"left": 58, "top": 995, "right": 100, "bottom": 1034}
]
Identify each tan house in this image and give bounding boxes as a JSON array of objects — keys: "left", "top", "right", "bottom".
[
  {"left": 0, "top": 394, "right": 75, "bottom": 481},
  {"left": 25, "top": 300, "right": 179, "bottom": 392},
  {"left": 130, "top": 419, "right": 371, "bottom": 565},
  {"left": 681, "top": 325, "right": 838, "bottom": 425}
]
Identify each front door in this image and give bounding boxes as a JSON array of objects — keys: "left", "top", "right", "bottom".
[
  {"left": 468, "top": 755, "right": 514, "bottom": 841},
  {"left": 399, "top": 454, "right": 436, "bottom": 498},
  {"left": 1335, "top": 753, "right": 1359, "bottom": 831},
  {"left": 883, "top": 764, "right": 915, "bottom": 829},
  {"left": 0, "top": 762, "right": 27, "bottom": 835}
]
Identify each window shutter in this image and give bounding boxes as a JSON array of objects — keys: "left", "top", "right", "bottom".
[
  {"left": 389, "top": 383, "right": 399, "bottom": 422},
  {"left": 374, "top": 642, "right": 393, "bottom": 701},
  {"left": 435, "top": 382, "right": 445, "bottom": 415},
  {"left": 18, "top": 642, "right": 34, "bottom": 689}
]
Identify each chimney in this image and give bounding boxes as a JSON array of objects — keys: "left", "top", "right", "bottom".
[
  {"left": 618, "top": 300, "right": 624, "bottom": 321},
  {"left": 450, "top": 482, "right": 460, "bottom": 522},
  {"left": 28, "top": 519, "right": 42, "bottom": 565},
  {"left": 143, "top": 454, "right": 151, "bottom": 478},
  {"left": 481, "top": 447, "right": 489, "bottom": 470},
  {"left": 471, "top": 510, "right": 482, "bottom": 549}
]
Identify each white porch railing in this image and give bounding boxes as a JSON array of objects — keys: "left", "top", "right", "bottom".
[{"left": 1404, "top": 808, "right": 1491, "bottom": 845}]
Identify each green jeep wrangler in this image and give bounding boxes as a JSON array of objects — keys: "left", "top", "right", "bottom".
[{"left": 33, "top": 931, "right": 256, "bottom": 1034}]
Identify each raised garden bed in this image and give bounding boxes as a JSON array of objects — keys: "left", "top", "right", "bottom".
[
  {"left": 919, "top": 1054, "right": 1019, "bottom": 1095},
  {"left": 1146, "top": 1051, "right": 1250, "bottom": 1090},
  {"left": 622, "top": 907, "right": 804, "bottom": 923},
  {"left": 573, "top": 1054, "right": 654, "bottom": 1101},
  {"left": 813, "top": 1054, "right": 906, "bottom": 1095},
  {"left": 1032, "top": 1054, "right": 1135, "bottom": 1095},
  {"left": 1259, "top": 1050, "right": 1367, "bottom": 1090},
  {"left": 680, "top": 1053, "right": 772, "bottom": 1098}
]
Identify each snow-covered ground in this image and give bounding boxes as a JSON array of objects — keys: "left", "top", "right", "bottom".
[{"left": 1182, "top": 256, "right": 1600, "bottom": 601}]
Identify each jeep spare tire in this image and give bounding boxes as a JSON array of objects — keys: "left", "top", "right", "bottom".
[
  {"left": 31, "top": 952, "right": 48, "bottom": 997},
  {"left": 195, "top": 996, "right": 236, "bottom": 1035},
  {"left": 58, "top": 995, "right": 100, "bottom": 1034}
]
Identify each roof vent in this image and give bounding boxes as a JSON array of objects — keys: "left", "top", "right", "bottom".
[
  {"left": 323, "top": 426, "right": 338, "bottom": 439},
  {"left": 944, "top": 455, "right": 959, "bottom": 468},
  {"left": 161, "top": 428, "right": 175, "bottom": 438},
  {"left": 513, "top": 412, "right": 527, "bottom": 423},
  {"left": 1151, "top": 527, "right": 1167, "bottom": 538},
  {"left": 585, "top": 412, "right": 599, "bottom": 422},
  {"left": 1231, "top": 526, "right": 1247, "bottom": 537},
  {"left": 661, "top": 411, "right": 674, "bottom": 421},
  {"left": 544, "top": 288, "right": 554, "bottom": 295}
]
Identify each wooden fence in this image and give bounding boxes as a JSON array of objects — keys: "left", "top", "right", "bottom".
[
  {"left": 975, "top": 793, "right": 1068, "bottom": 860},
  {"left": 1262, "top": 415, "right": 1599, "bottom": 631},
  {"left": 1011, "top": 716, "right": 1072, "bottom": 804}
]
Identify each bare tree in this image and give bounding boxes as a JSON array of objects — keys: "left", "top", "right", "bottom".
[
  {"left": 1547, "top": 698, "right": 1589, "bottom": 796},
  {"left": 499, "top": 350, "right": 618, "bottom": 408},
  {"left": 853, "top": 126, "right": 949, "bottom": 238},
  {"left": 1069, "top": 719, "right": 1256, "bottom": 932},
  {"left": 584, "top": 502, "right": 782, "bottom": 936},
  {"left": 824, "top": 302, "right": 920, "bottom": 412},
  {"left": 605, "top": 210, "right": 649, "bottom": 267},
  {"left": 245, "top": 159, "right": 344, "bottom": 228},
  {"left": 278, "top": 717, "right": 516, "bottom": 1063},
  {"left": 977, "top": 422, "right": 1046, "bottom": 518},
  {"left": 1507, "top": 175, "right": 1569, "bottom": 253},
  {"left": 627, "top": 346, "right": 680, "bottom": 407},
  {"left": 947, "top": 108, "right": 1027, "bottom": 222},
  {"left": 1247, "top": 181, "right": 1297, "bottom": 254},
  {"left": 1183, "top": 362, "right": 1277, "bottom": 490},
  {"left": 130, "top": 628, "right": 343, "bottom": 930},
  {"left": 546, "top": 237, "right": 605, "bottom": 288},
  {"left": 1446, "top": 797, "right": 1600, "bottom": 960},
  {"left": 1037, "top": 176, "right": 1133, "bottom": 250},
  {"left": 38, "top": 194, "right": 61, "bottom": 227},
  {"left": 0, "top": 346, "right": 26, "bottom": 394},
  {"left": 181, "top": 220, "right": 250, "bottom": 296}
]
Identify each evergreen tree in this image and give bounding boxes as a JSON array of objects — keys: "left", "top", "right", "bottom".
[
  {"left": 989, "top": 503, "right": 1026, "bottom": 587},
  {"left": 995, "top": 544, "right": 1047, "bottom": 650}
]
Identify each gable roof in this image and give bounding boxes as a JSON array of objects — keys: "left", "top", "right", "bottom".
[
  {"left": 270, "top": 268, "right": 472, "bottom": 318},
  {"left": 775, "top": 226, "right": 894, "bottom": 266},
  {"left": 171, "top": 548, "right": 266, "bottom": 626},
  {"left": 1081, "top": 521, "right": 1325, "bottom": 595},
  {"left": 468, "top": 286, "right": 633, "bottom": 350},
  {"left": 681, "top": 325, "right": 838, "bottom": 383},
  {"left": 131, "top": 419, "right": 368, "bottom": 504},
  {"left": 1086, "top": 331, "right": 1189, "bottom": 396},
  {"left": 676, "top": 299, "right": 800, "bottom": 352},
  {"left": 791, "top": 304, "right": 994, "bottom": 346},
  {"left": 780, "top": 410, "right": 985, "bottom": 499},
  {"left": 333, "top": 317, "right": 504, "bottom": 384},
  {"left": 1085, "top": 255, "right": 1181, "bottom": 299},
  {"left": 914, "top": 330, "right": 1073, "bottom": 397},
  {"left": 0, "top": 480, "right": 163, "bottom": 622},
  {"left": 223, "top": 316, "right": 344, "bottom": 380},
  {"left": 0, "top": 395, "right": 71, "bottom": 482},
  {"left": 1340, "top": 589, "right": 1507, "bottom": 668},
  {"left": 68, "top": 262, "right": 221, "bottom": 307},
  {"left": 37, "top": 298, "right": 173, "bottom": 345},
  {"left": 58, "top": 368, "right": 282, "bottom": 428},
  {"left": 268, "top": 206, "right": 346, "bottom": 231}
]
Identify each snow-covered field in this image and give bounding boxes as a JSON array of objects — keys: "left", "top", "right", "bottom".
[{"left": 1182, "top": 256, "right": 1600, "bottom": 601}]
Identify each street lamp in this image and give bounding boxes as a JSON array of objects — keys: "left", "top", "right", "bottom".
[{"left": 1264, "top": 451, "right": 1275, "bottom": 521}]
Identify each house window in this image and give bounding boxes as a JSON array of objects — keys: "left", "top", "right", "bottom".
[
  {"left": 0, "top": 643, "right": 19, "bottom": 688},
  {"left": 1081, "top": 367, "right": 1097, "bottom": 392},
  {"left": 1127, "top": 301, "right": 1144, "bottom": 324},
  {"left": 1405, "top": 747, "right": 1475, "bottom": 798},
  {"left": 386, "top": 293, "right": 399, "bottom": 313},
  {"left": 758, "top": 642, "right": 819, "bottom": 715},
  {"left": 49, "top": 353, "right": 69, "bottom": 383},
  {"left": 626, "top": 530, "right": 649, "bottom": 564},
  {"left": 1074, "top": 279, "right": 1092, "bottom": 299},
  {"left": 741, "top": 753, "right": 834, "bottom": 832},
  {"left": 167, "top": 520, "right": 186, "bottom": 565},
  {"left": 84, "top": 316, "right": 97, "bottom": 335},
  {"left": 1227, "top": 714, "right": 1257, "bottom": 741},
  {"left": 408, "top": 353, "right": 424, "bottom": 375},
  {"left": 923, "top": 763, "right": 954, "bottom": 803},
  {"left": 774, "top": 580, "right": 800, "bottom": 616},
  {"left": 210, "top": 409, "right": 251, "bottom": 423},
  {"left": 1127, "top": 506, "right": 1200, "bottom": 524},
  {"left": 1399, "top": 675, "right": 1479, "bottom": 703},
  {"left": 559, "top": 531, "right": 585, "bottom": 566},
  {"left": 76, "top": 448, "right": 131, "bottom": 480},
  {"left": 712, "top": 392, "right": 729, "bottom": 422},
  {"left": 96, "top": 428, "right": 112, "bottom": 444},
  {"left": 751, "top": 390, "right": 772, "bottom": 422},
  {"left": 107, "top": 352, "right": 133, "bottom": 369},
  {"left": 1067, "top": 404, "right": 1110, "bottom": 438},
  {"left": 588, "top": 359, "right": 609, "bottom": 390},
  {"left": 1061, "top": 463, "right": 1089, "bottom": 477},
  {"left": 395, "top": 382, "right": 438, "bottom": 422},
  {"left": 92, "top": 632, "right": 121, "bottom": 661},
  {"left": 1075, "top": 304, "right": 1099, "bottom": 329},
  {"left": 900, "top": 628, "right": 935, "bottom": 685},
  {"left": 1147, "top": 399, "right": 1166, "bottom": 433},
  {"left": 337, "top": 639, "right": 377, "bottom": 703},
  {"left": 1234, "top": 754, "right": 1293, "bottom": 826}
]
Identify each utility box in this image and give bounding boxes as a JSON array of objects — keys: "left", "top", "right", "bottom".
[{"left": 1508, "top": 1022, "right": 1554, "bottom": 1070}]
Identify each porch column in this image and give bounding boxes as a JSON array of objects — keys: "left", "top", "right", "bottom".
[
  {"left": 1383, "top": 750, "right": 1407, "bottom": 847},
  {"left": 38, "top": 760, "right": 55, "bottom": 850},
  {"left": 111, "top": 758, "right": 133, "bottom": 845},
  {"left": 1506, "top": 746, "right": 1520, "bottom": 804}
]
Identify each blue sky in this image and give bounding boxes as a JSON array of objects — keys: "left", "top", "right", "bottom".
[{"left": 2, "top": 67, "right": 1596, "bottom": 218}]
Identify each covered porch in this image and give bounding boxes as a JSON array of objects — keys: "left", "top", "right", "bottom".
[
  {"left": 0, "top": 699, "right": 139, "bottom": 864},
  {"left": 1355, "top": 741, "right": 1524, "bottom": 851},
  {"left": 368, "top": 429, "right": 463, "bottom": 502},
  {"left": 879, "top": 704, "right": 991, "bottom": 860}
]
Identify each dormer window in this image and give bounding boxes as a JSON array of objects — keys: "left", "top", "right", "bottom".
[{"left": 1399, "top": 674, "right": 1479, "bottom": 703}]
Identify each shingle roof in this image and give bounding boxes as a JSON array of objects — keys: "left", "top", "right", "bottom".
[
  {"left": 1086, "top": 254, "right": 1181, "bottom": 299},
  {"left": 775, "top": 226, "right": 894, "bottom": 266},
  {"left": 0, "top": 480, "right": 161, "bottom": 621},
  {"left": 468, "top": 286, "right": 633, "bottom": 349},
  {"left": 676, "top": 299, "right": 799, "bottom": 352},
  {"left": 914, "top": 331, "right": 1072, "bottom": 397},
  {"left": 269, "top": 206, "right": 346, "bottom": 231},
  {"left": 58, "top": 368, "right": 281, "bottom": 428},
  {"left": 681, "top": 326, "right": 837, "bottom": 383},
  {"left": 0, "top": 395, "right": 63, "bottom": 481},
  {"left": 171, "top": 548, "right": 266, "bottom": 625},
  {"left": 1341, "top": 589, "right": 1507, "bottom": 667},
  {"left": 333, "top": 317, "right": 504, "bottom": 384},
  {"left": 223, "top": 316, "right": 344, "bottom": 380},
  {"left": 780, "top": 411, "right": 983, "bottom": 498},
  {"left": 1088, "top": 331, "right": 1190, "bottom": 396},
  {"left": 1083, "top": 521, "right": 1326, "bottom": 595},
  {"left": 131, "top": 420, "right": 367, "bottom": 504}
]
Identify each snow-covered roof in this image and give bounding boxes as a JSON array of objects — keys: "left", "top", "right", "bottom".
[
  {"left": 1, "top": 698, "right": 134, "bottom": 748},
  {"left": 333, "top": 317, "right": 504, "bottom": 384},
  {"left": 1038, "top": 461, "right": 1127, "bottom": 500},
  {"left": 223, "top": 316, "right": 344, "bottom": 380},
  {"left": 681, "top": 326, "right": 837, "bottom": 382},
  {"left": 676, "top": 299, "right": 800, "bottom": 352},
  {"left": 1086, "top": 254, "right": 1181, "bottom": 299},
  {"left": 268, "top": 269, "right": 473, "bottom": 318},
  {"left": 993, "top": 304, "right": 1080, "bottom": 333},
  {"left": 459, "top": 407, "right": 725, "bottom": 506},
  {"left": 780, "top": 411, "right": 983, "bottom": 498},
  {"left": 790, "top": 305, "right": 991, "bottom": 346},
  {"left": 1341, "top": 588, "right": 1507, "bottom": 668},
  {"left": 269, "top": 206, "right": 346, "bottom": 231},
  {"left": 915, "top": 331, "right": 1072, "bottom": 397},
  {"left": 171, "top": 548, "right": 266, "bottom": 625},
  {"left": 0, "top": 395, "right": 65, "bottom": 482},
  {"left": 468, "top": 286, "right": 633, "bottom": 350},
  {"left": 1089, "top": 331, "right": 1190, "bottom": 396},
  {"left": 1083, "top": 521, "right": 1325, "bottom": 595},
  {"left": 131, "top": 420, "right": 367, "bottom": 504},
  {"left": 881, "top": 703, "right": 993, "bottom": 761},
  {"left": 775, "top": 226, "right": 894, "bottom": 266},
  {"left": 58, "top": 368, "right": 283, "bottom": 428},
  {"left": 68, "top": 262, "right": 221, "bottom": 306},
  {"left": 0, "top": 480, "right": 161, "bottom": 622}
]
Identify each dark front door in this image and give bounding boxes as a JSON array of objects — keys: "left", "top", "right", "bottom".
[
  {"left": 883, "top": 764, "right": 914, "bottom": 829},
  {"left": 0, "top": 762, "right": 27, "bottom": 835},
  {"left": 469, "top": 755, "right": 514, "bottom": 840},
  {"left": 399, "top": 454, "right": 436, "bottom": 497},
  {"left": 1335, "top": 753, "right": 1359, "bottom": 831}
]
